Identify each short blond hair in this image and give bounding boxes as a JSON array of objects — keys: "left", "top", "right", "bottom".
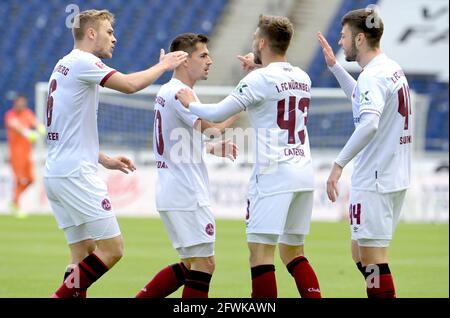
[{"left": 72, "top": 9, "right": 115, "bottom": 41}]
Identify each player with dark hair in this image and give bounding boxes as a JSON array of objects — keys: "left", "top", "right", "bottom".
[
  {"left": 135, "top": 33, "right": 238, "bottom": 298},
  {"left": 317, "top": 8, "right": 411, "bottom": 298}
]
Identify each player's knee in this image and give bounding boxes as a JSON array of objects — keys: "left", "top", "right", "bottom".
[
  {"left": 249, "top": 250, "right": 271, "bottom": 267},
  {"left": 107, "top": 247, "right": 124, "bottom": 264},
  {"left": 358, "top": 240, "right": 389, "bottom": 265},
  {"left": 280, "top": 250, "right": 304, "bottom": 265},
  {"left": 279, "top": 237, "right": 305, "bottom": 263},
  {"left": 203, "top": 257, "right": 215, "bottom": 273},
  {"left": 351, "top": 240, "right": 360, "bottom": 262},
  {"left": 249, "top": 250, "right": 260, "bottom": 264},
  {"left": 203, "top": 256, "right": 216, "bottom": 271},
  {"left": 190, "top": 256, "right": 215, "bottom": 274},
  {"left": 100, "top": 239, "right": 124, "bottom": 263},
  {"left": 73, "top": 250, "right": 91, "bottom": 263},
  {"left": 87, "top": 243, "right": 96, "bottom": 255},
  {"left": 111, "top": 242, "right": 125, "bottom": 262}
]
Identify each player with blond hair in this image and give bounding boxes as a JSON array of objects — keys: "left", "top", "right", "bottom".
[{"left": 46, "top": 9, "right": 187, "bottom": 298}]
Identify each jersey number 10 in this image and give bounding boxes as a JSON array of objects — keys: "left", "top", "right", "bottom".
[
  {"left": 277, "top": 96, "right": 310, "bottom": 145},
  {"left": 154, "top": 109, "right": 164, "bottom": 155}
]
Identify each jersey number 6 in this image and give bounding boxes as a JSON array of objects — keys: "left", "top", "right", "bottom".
[{"left": 46, "top": 79, "right": 57, "bottom": 127}]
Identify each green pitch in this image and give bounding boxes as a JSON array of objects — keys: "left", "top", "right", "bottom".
[{"left": 0, "top": 215, "right": 448, "bottom": 298}]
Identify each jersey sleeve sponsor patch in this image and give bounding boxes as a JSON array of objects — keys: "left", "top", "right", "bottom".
[
  {"left": 234, "top": 82, "right": 249, "bottom": 95},
  {"left": 95, "top": 61, "right": 106, "bottom": 69},
  {"left": 230, "top": 71, "right": 266, "bottom": 110},
  {"left": 356, "top": 75, "right": 387, "bottom": 115},
  {"left": 78, "top": 54, "right": 115, "bottom": 85}
]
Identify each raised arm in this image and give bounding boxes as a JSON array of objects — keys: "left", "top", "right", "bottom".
[
  {"left": 317, "top": 32, "right": 356, "bottom": 99},
  {"left": 103, "top": 49, "right": 188, "bottom": 94}
]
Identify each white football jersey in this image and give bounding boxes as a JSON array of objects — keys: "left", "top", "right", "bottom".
[
  {"left": 45, "top": 49, "right": 116, "bottom": 177},
  {"left": 153, "top": 78, "right": 210, "bottom": 211},
  {"left": 351, "top": 54, "right": 412, "bottom": 193},
  {"left": 230, "top": 62, "right": 314, "bottom": 196}
]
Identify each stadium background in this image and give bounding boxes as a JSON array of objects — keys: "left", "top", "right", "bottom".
[{"left": 0, "top": 0, "right": 448, "bottom": 297}]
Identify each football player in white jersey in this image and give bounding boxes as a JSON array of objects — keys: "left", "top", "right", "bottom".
[
  {"left": 177, "top": 15, "right": 321, "bottom": 298},
  {"left": 135, "top": 33, "right": 238, "bottom": 298},
  {"left": 46, "top": 9, "right": 188, "bottom": 298},
  {"left": 317, "top": 8, "right": 412, "bottom": 298}
]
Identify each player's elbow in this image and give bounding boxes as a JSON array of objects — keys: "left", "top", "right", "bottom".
[
  {"left": 122, "top": 82, "right": 140, "bottom": 94},
  {"left": 361, "top": 114, "right": 379, "bottom": 139},
  {"left": 366, "top": 121, "right": 378, "bottom": 138},
  {"left": 371, "top": 116, "right": 379, "bottom": 132},
  {"left": 120, "top": 74, "right": 142, "bottom": 94}
]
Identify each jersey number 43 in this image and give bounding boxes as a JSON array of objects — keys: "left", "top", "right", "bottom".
[{"left": 277, "top": 96, "right": 310, "bottom": 145}]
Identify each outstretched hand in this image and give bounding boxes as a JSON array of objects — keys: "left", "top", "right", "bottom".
[
  {"left": 237, "top": 52, "right": 261, "bottom": 72},
  {"left": 176, "top": 88, "right": 196, "bottom": 108},
  {"left": 159, "top": 49, "right": 188, "bottom": 71},
  {"left": 101, "top": 155, "right": 136, "bottom": 174},
  {"left": 317, "top": 32, "right": 337, "bottom": 67},
  {"left": 207, "top": 139, "right": 239, "bottom": 161}
]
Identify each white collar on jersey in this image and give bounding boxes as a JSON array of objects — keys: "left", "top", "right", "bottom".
[
  {"left": 364, "top": 53, "right": 388, "bottom": 69},
  {"left": 267, "top": 61, "right": 292, "bottom": 68}
]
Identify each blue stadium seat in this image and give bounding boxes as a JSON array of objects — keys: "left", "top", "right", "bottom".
[{"left": 0, "top": 0, "right": 229, "bottom": 143}]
